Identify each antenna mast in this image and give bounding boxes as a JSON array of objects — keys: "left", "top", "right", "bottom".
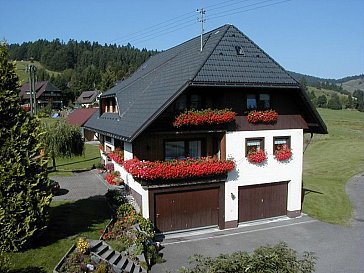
[{"left": 197, "top": 8, "right": 205, "bottom": 52}]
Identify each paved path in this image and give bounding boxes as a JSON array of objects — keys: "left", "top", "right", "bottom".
[
  {"left": 52, "top": 170, "right": 109, "bottom": 201},
  {"left": 152, "top": 173, "right": 364, "bottom": 273}
]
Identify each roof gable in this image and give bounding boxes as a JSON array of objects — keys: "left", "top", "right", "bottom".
[
  {"left": 67, "top": 108, "right": 98, "bottom": 127},
  {"left": 85, "top": 24, "right": 326, "bottom": 140},
  {"left": 19, "top": 81, "right": 61, "bottom": 99}
]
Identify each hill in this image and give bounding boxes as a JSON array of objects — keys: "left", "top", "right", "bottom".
[
  {"left": 340, "top": 78, "right": 364, "bottom": 93},
  {"left": 15, "top": 60, "right": 60, "bottom": 85}
]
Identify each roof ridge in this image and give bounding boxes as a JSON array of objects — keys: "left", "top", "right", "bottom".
[{"left": 191, "top": 25, "right": 231, "bottom": 82}]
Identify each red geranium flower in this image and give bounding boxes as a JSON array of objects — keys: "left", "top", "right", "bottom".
[
  {"left": 274, "top": 145, "right": 292, "bottom": 161},
  {"left": 247, "top": 110, "right": 278, "bottom": 124},
  {"left": 247, "top": 149, "right": 267, "bottom": 164},
  {"left": 173, "top": 108, "right": 236, "bottom": 127}
]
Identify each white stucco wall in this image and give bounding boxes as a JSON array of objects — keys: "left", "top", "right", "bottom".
[
  {"left": 225, "top": 129, "right": 303, "bottom": 222},
  {"left": 113, "top": 161, "right": 150, "bottom": 218},
  {"left": 124, "top": 142, "right": 133, "bottom": 160}
]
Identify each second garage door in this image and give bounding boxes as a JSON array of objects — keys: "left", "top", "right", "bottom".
[
  {"left": 155, "top": 187, "right": 219, "bottom": 232},
  {"left": 238, "top": 182, "right": 288, "bottom": 222}
]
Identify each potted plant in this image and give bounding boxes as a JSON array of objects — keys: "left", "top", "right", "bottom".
[
  {"left": 247, "top": 110, "right": 278, "bottom": 124},
  {"left": 173, "top": 108, "right": 236, "bottom": 127},
  {"left": 247, "top": 149, "right": 267, "bottom": 164},
  {"left": 274, "top": 145, "right": 292, "bottom": 161}
]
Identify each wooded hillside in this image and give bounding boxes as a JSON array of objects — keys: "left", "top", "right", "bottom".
[{"left": 9, "top": 39, "right": 156, "bottom": 105}]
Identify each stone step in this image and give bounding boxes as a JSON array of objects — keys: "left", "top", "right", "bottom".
[
  {"left": 109, "top": 253, "right": 121, "bottom": 265},
  {"left": 100, "top": 249, "right": 115, "bottom": 260},
  {"left": 124, "top": 260, "right": 135, "bottom": 273},
  {"left": 93, "top": 244, "right": 109, "bottom": 254},
  {"left": 115, "top": 255, "right": 128, "bottom": 268}
]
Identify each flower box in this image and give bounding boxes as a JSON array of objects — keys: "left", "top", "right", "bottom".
[
  {"left": 247, "top": 110, "right": 278, "bottom": 124},
  {"left": 123, "top": 157, "right": 235, "bottom": 181},
  {"left": 173, "top": 108, "right": 236, "bottom": 127},
  {"left": 247, "top": 150, "right": 267, "bottom": 164},
  {"left": 274, "top": 146, "right": 292, "bottom": 161},
  {"left": 105, "top": 171, "right": 124, "bottom": 186},
  {"left": 109, "top": 148, "right": 124, "bottom": 164}
]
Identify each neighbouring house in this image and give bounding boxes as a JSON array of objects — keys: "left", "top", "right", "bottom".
[
  {"left": 19, "top": 80, "right": 63, "bottom": 110},
  {"left": 67, "top": 108, "right": 99, "bottom": 141},
  {"left": 85, "top": 24, "right": 327, "bottom": 233},
  {"left": 75, "top": 90, "right": 100, "bottom": 108}
]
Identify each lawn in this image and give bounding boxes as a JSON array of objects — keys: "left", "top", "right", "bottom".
[
  {"left": 49, "top": 143, "right": 101, "bottom": 177},
  {"left": 302, "top": 108, "right": 364, "bottom": 225},
  {"left": 7, "top": 199, "right": 110, "bottom": 273}
]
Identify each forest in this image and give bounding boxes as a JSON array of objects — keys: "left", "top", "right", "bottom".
[{"left": 9, "top": 39, "right": 157, "bottom": 106}]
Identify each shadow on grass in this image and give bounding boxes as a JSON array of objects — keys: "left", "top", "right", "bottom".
[
  {"left": 9, "top": 267, "right": 47, "bottom": 273},
  {"left": 56, "top": 156, "right": 100, "bottom": 168},
  {"left": 29, "top": 196, "right": 110, "bottom": 249}
]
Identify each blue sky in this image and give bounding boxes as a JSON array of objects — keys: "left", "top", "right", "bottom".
[{"left": 1, "top": 0, "right": 363, "bottom": 79}]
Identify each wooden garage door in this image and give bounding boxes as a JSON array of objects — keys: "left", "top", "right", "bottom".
[
  {"left": 155, "top": 188, "right": 219, "bottom": 232},
  {"left": 238, "top": 182, "right": 288, "bottom": 222}
]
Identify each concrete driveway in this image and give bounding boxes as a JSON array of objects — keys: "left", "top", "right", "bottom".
[{"left": 152, "top": 173, "right": 364, "bottom": 273}]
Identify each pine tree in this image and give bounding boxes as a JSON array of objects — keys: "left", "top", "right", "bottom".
[{"left": 0, "top": 42, "right": 52, "bottom": 251}]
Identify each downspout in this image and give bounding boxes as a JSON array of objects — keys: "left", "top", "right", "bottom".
[{"left": 303, "top": 133, "right": 314, "bottom": 154}]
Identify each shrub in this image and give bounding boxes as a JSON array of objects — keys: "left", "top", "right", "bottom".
[{"left": 178, "top": 242, "right": 316, "bottom": 273}]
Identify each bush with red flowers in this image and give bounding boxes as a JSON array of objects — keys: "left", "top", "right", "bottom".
[
  {"left": 109, "top": 148, "right": 124, "bottom": 164},
  {"left": 173, "top": 108, "right": 236, "bottom": 127},
  {"left": 247, "top": 149, "right": 267, "bottom": 164},
  {"left": 105, "top": 171, "right": 124, "bottom": 186},
  {"left": 274, "top": 145, "right": 292, "bottom": 161},
  {"left": 122, "top": 157, "right": 235, "bottom": 181},
  {"left": 247, "top": 110, "right": 278, "bottom": 124}
]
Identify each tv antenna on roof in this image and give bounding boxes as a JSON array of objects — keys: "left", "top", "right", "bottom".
[{"left": 197, "top": 8, "right": 206, "bottom": 52}]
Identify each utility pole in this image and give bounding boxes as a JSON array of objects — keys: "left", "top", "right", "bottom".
[
  {"left": 26, "top": 58, "right": 37, "bottom": 116},
  {"left": 197, "top": 8, "right": 205, "bottom": 52}
]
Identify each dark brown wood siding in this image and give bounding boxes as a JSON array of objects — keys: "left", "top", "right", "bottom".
[
  {"left": 154, "top": 187, "right": 219, "bottom": 232},
  {"left": 133, "top": 132, "right": 226, "bottom": 161},
  {"left": 238, "top": 182, "right": 288, "bottom": 222}
]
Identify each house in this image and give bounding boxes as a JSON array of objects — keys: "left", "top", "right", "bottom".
[
  {"left": 85, "top": 24, "right": 327, "bottom": 233},
  {"left": 19, "top": 80, "right": 63, "bottom": 109},
  {"left": 75, "top": 90, "right": 100, "bottom": 108},
  {"left": 67, "top": 108, "right": 99, "bottom": 141}
]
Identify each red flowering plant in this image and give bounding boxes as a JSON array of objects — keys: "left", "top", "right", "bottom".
[
  {"left": 109, "top": 148, "right": 124, "bottom": 164},
  {"left": 274, "top": 144, "right": 292, "bottom": 161},
  {"left": 105, "top": 171, "right": 124, "bottom": 186},
  {"left": 123, "top": 157, "right": 235, "bottom": 181},
  {"left": 247, "top": 110, "right": 278, "bottom": 124},
  {"left": 173, "top": 108, "right": 236, "bottom": 128},
  {"left": 246, "top": 149, "right": 267, "bottom": 164},
  {"left": 99, "top": 144, "right": 105, "bottom": 152}
]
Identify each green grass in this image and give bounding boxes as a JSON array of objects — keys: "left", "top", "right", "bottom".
[
  {"left": 303, "top": 108, "right": 364, "bottom": 225},
  {"left": 7, "top": 199, "right": 111, "bottom": 273},
  {"left": 49, "top": 143, "right": 101, "bottom": 177},
  {"left": 15, "top": 60, "right": 60, "bottom": 84}
]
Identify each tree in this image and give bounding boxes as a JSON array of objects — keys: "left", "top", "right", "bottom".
[
  {"left": 346, "top": 94, "right": 353, "bottom": 109},
  {"left": 327, "top": 93, "right": 342, "bottom": 110},
  {"left": 41, "top": 119, "right": 84, "bottom": 171},
  {"left": 317, "top": 95, "right": 327, "bottom": 108},
  {"left": 0, "top": 42, "right": 52, "bottom": 251},
  {"left": 353, "top": 89, "right": 364, "bottom": 112}
]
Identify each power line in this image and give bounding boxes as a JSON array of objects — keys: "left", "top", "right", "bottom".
[{"left": 112, "top": 0, "right": 294, "bottom": 47}]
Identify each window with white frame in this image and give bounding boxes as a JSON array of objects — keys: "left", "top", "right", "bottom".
[{"left": 245, "top": 138, "right": 264, "bottom": 156}]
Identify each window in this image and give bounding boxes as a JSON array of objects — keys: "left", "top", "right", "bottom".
[
  {"left": 175, "top": 95, "right": 187, "bottom": 111},
  {"left": 247, "top": 94, "right": 257, "bottom": 109},
  {"left": 190, "top": 94, "right": 202, "bottom": 109},
  {"left": 246, "top": 94, "right": 271, "bottom": 110},
  {"left": 245, "top": 138, "right": 264, "bottom": 156},
  {"left": 273, "top": 136, "right": 290, "bottom": 153},
  {"left": 259, "top": 94, "right": 270, "bottom": 109},
  {"left": 164, "top": 140, "right": 202, "bottom": 160}
]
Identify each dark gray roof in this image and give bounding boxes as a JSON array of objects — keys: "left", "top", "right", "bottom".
[
  {"left": 85, "top": 24, "right": 324, "bottom": 141},
  {"left": 19, "top": 81, "right": 61, "bottom": 99},
  {"left": 76, "top": 90, "right": 99, "bottom": 104}
]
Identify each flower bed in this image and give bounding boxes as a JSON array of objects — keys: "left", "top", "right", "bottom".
[
  {"left": 274, "top": 145, "right": 292, "bottom": 161},
  {"left": 247, "top": 150, "right": 267, "bottom": 164},
  {"left": 109, "top": 148, "right": 124, "bottom": 164},
  {"left": 247, "top": 110, "right": 278, "bottom": 124},
  {"left": 122, "top": 157, "right": 235, "bottom": 181},
  {"left": 173, "top": 108, "right": 236, "bottom": 127}
]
